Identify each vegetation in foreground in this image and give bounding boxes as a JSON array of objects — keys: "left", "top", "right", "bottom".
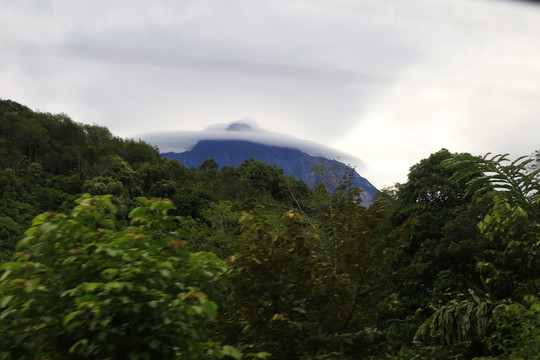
[{"left": 0, "top": 99, "right": 538, "bottom": 359}]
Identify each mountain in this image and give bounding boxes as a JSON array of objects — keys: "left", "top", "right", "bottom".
[
  {"left": 141, "top": 120, "right": 378, "bottom": 203},
  {"left": 161, "top": 139, "right": 378, "bottom": 204}
]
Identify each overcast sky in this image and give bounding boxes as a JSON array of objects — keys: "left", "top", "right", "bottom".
[{"left": 1, "top": 0, "right": 539, "bottom": 188}]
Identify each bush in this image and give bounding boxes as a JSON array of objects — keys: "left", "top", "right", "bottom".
[{"left": 0, "top": 195, "right": 228, "bottom": 359}]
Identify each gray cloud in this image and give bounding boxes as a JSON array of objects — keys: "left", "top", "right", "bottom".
[
  {"left": 1, "top": 0, "right": 539, "bottom": 188},
  {"left": 0, "top": 0, "right": 423, "bottom": 145}
]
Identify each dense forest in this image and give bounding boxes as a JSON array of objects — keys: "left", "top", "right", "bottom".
[{"left": 0, "top": 99, "right": 538, "bottom": 359}]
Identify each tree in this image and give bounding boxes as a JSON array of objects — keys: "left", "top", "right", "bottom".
[
  {"left": 237, "top": 159, "right": 285, "bottom": 200},
  {"left": 222, "top": 207, "right": 324, "bottom": 359},
  {"left": 385, "top": 149, "right": 492, "bottom": 354},
  {"left": 0, "top": 217, "right": 24, "bottom": 263},
  {"left": 444, "top": 152, "right": 540, "bottom": 298},
  {"left": 391, "top": 151, "right": 486, "bottom": 285},
  {"left": 0, "top": 195, "right": 231, "bottom": 359},
  {"left": 309, "top": 158, "right": 349, "bottom": 215},
  {"left": 196, "top": 201, "right": 242, "bottom": 259},
  {"left": 199, "top": 159, "right": 220, "bottom": 193},
  {"left": 412, "top": 152, "right": 540, "bottom": 358},
  {"left": 223, "top": 182, "right": 403, "bottom": 359}
]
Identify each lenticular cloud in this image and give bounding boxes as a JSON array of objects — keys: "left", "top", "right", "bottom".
[{"left": 138, "top": 119, "right": 363, "bottom": 168}]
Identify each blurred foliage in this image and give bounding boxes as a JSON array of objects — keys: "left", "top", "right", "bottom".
[{"left": 0, "top": 196, "right": 230, "bottom": 359}]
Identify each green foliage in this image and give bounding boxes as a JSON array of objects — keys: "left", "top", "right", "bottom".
[
  {"left": 480, "top": 295, "right": 540, "bottom": 359},
  {"left": 444, "top": 153, "right": 540, "bottom": 219},
  {"left": 83, "top": 176, "right": 125, "bottom": 196},
  {"left": 387, "top": 149, "right": 490, "bottom": 352},
  {"left": 237, "top": 159, "right": 286, "bottom": 200},
  {"left": 0, "top": 99, "right": 160, "bottom": 175},
  {"left": 477, "top": 197, "right": 539, "bottom": 299},
  {"left": 0, "top": 217, "right": 23, "bottom": 263},
  {"left": 173, "top": 187, "right": 213, "bottom": 218},
  {"left": 391, "top": 149, "right": 486, "bottom": 273},
  {"left": 225, "top": 208, "right": 321, "bottom": 358},
  {"left": 3, "top": 99, "right": 540, "bottom": 359},
  {"left": 411, "top": 151, "right": 540, "bottom": 358},
  {"left": 446, "top": 151, "right": 540, "bottom": 300},
  {"left": 0, "top": 99, "right": 162, "bottom": 262},
  {"left": 197, "top": 201, "right": 242, "bottom": 258},
  {"left": 0, "top": 195, "right": 229, "bottom": 359},
  {"left": 223, "top": 182, "right": 403, "bottom": 359},
  {"left": 414, "top": 290, "right": 491, "bottom": 349}
]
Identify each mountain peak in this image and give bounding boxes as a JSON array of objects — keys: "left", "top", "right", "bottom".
[{"left": 225, "top": 122, "right": 254, "bottom": 132}]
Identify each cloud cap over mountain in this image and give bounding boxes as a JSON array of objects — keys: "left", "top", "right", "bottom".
[{"left": 139, "top": 120, "right": 365, "bottom": 171}]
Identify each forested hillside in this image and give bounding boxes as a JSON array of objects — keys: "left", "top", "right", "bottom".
[{"left": 0, "top": 99, "right": 538, "bottom": 359}]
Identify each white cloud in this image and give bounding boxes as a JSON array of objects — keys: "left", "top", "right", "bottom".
[{"left": 139, "top": 120, "right": 362, "bottom": 167}]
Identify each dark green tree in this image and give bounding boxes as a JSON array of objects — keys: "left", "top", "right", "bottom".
[
  {"left": 223, "top": 182, "right": 403, "bottom": 359},
  {"left": 387, "top": 149, "right": 490, "bottom": 353},
  {"left": 412, "top": 152, "right": 540, "bottom": 358}
]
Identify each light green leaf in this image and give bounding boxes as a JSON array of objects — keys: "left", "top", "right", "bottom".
[
  {"left": 63, "top": 310, "right": 83, "bottom": 326},
  {"left": 16, "top": 236, "right": 34, "bottom": 250},
  {"left": 0, "top": 262, "right": 21, "bottom": 273},
  {"left": 221, "top": 345, "right": 242, "bottom": 359},
  {"left": 0, "top": 295, "right": 14, "bottom": 307},
  {"left": 105, "top": 248, "right": 120, "bottom": 257},
  {"left": 84, "top": 282, "right": 103, "bottom": 292}
]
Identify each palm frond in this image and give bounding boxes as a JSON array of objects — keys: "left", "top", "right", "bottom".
[{"left": 443, "top": 152, "right": 540, "bottom": 220}]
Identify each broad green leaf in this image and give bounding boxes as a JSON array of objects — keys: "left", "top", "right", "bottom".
[
  {"left": 0, "top": 295, "right": 14, "bottom": 307},
  {"left": 16, "top": 236, "right": 34, "bottom": 250},
  {"left": 0, "top": 262, "right": 21, "bottom": 273}
]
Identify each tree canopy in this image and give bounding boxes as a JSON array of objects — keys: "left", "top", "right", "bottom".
[{"left": 0, "top": 99, "right": 538, "bottom": 359}]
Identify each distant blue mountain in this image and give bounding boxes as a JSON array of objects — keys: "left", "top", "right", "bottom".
[{"left": 161, "top": 139, "right": 378, "bottom": 203}]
